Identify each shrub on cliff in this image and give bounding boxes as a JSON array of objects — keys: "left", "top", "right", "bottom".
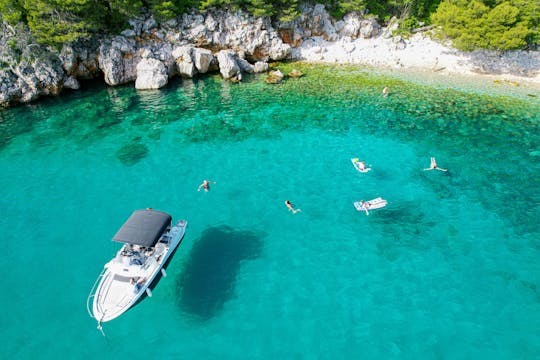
[
  {"left": 0, "top": 0, "right": 145, "bottom": 46},
  {"left": 431, "top": 0, "right": 538, "bottom": 51}
]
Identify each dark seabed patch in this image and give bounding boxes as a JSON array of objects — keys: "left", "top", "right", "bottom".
[
  {"left": 116, "top": 141, "right": 149, "bottom": 165},
  {"left": 176, "top": 226, "right": 263, "bottom": 321}
]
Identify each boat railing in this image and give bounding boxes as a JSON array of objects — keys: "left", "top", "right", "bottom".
[{"left": 86, "top": 267, "right": 107, "bottom": 319}]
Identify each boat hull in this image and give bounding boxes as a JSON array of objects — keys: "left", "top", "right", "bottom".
[{"left": 88, "top": 220, "right": 187, "bottom": 323}]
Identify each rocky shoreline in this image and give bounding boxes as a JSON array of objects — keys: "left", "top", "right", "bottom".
[{"left": 1, "top": 4, "right": 539, "bottom": 107}]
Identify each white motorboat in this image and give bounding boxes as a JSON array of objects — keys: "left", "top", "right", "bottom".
[{"left": 87, "top": 209, "right": 187, "bottom": 326}]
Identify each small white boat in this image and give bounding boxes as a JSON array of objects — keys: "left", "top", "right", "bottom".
[
  {"left": 354, "top": 198, "right": 387, "bottom": 215},
  {"left": 351, "top": 158, "right": 371, "bottom": 173},
  {"left": 87, "top": 209, "right": 187, "bottom": 326}
]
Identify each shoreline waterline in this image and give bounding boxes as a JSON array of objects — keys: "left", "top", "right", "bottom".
[{"left": 276, "top": 61, "right": 540, "bottom": 101}]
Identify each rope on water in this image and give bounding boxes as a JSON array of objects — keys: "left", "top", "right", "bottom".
[{"left": 97, "top": 314, "right": 106, "bottom": 337}]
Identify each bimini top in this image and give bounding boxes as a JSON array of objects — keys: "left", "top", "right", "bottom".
[{"left": 112, "top": 209, "right": 172, "bottom": 247}]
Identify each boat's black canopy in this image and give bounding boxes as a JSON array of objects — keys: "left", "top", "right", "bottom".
[{"left": 112, "top": 209, "right": 172, "bottom": 247}]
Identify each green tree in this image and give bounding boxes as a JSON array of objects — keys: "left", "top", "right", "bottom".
[
  {"left": 147, "top": 0, "right": 178, "bottom": 21},
  {"left": 247, "top": 0, "right": 275, "bottom": 18},
  {"left": 508, "top": 0, "right": 540, "bottom": 46},
  {"left": 275, "top": 0, "right": 300, "bottom": 22},
  {"left": 23, "top": 0, "right": 107, "bottom": 46},
  {"left": 105, "top": 0, "right": 143, "bottom": 31},
  {"left": 327, "top": 0, "right": 366, "bottom": 19},
  {"left": 432, "top": 0, "right": 536, "bottom": 50},
  {"left": 0, "top": 0, "right": 25, "bottom": 23}
]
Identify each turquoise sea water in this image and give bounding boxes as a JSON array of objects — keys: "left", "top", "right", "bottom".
[{"left": 1, "top": 65, "right": 539, "bottom": 359}]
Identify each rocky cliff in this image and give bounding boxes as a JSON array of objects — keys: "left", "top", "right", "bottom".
[{"left": 1, "top": 5, "right": 538, "bottom": 107}]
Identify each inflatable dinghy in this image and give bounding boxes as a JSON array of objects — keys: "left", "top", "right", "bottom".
[
  {"left": 354, "top": 197, "right": 387, "bottom": 215},
  {"left": 351, "top": 158, "right": 371, "bottom": 173}
]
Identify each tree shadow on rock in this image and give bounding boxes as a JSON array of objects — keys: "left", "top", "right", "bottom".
[{"left": 176, "top": 226, "right": 264, "bottom": 321}]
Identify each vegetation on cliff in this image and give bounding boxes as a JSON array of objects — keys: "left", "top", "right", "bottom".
[
  {"left": 0, "top": 0, "right": 538, "bottom": 51},
  {"left": 431, "top": 0, "right": 538, "bottom": 51}
]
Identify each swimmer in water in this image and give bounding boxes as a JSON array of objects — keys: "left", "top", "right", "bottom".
[
  {"left": 285, "top": 200, "right": 301, "bottom": 214},
  {"left": 198, "top": 179, "right": 216, "bottom": 192},
  {"left": 424, "top": 157, "right": 447, "bottom": 172}
]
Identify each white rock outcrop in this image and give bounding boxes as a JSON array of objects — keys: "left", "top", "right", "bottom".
[
  {"left": 217, "top": 50, "right": 240, "bottom": 79},
  {"left": 193, "top": 48, "right": 215, "bottom": 73},
  {"left": 135, "top": 58, "right": 168, "bottom": 89},
  {"left": 181, "top": 10, "right": 291, "bottom": 61},
  {"left": 98, "top": 36, "right": 139, "bottom": 85},
  {"left": 253, "top": 61, "right": 269, "bottom": 73},
  {"left": 173, "top": 45, "right": 197, "bottom": 78}
]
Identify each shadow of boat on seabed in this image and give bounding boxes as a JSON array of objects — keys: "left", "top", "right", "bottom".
[{"left": 175, "top": 225, "right": 264, "bottom": 321}]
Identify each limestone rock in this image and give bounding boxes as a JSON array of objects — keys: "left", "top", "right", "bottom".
[
  {"left": 121, "top": 29, "right": 136, "bottom": 37},
  {"left": 0, "top": 22, "right": 68, "bottom": 106},
  {"left": 338, "top": 13, "right": 362, "bottom": 39},
  {"left": 382, "top": 17, "right": 399, "bottom": 39},
  {"left": 392, "top": 36, "right": 407, "bottom": 50},
  {"left": 265, "top": 69, "right": 284, "bottom": 84},
  {"left": 173, "top": 46, "right": 197, "bottom": 78},
  {"left": 216, "top": 50, "right": 240, "bottom": 79},
  {"left": 253, "top": 61, "right": 269, "bottom": 73},
  {"left": 182, "top": 9, "right": 290, "bottom": 61},
  {"left": 309, "top": 4, "right": 338, "bottom": 41},
  {"left": 142, "top": 16, "right": 157, "bottom": 33},
  {"left": 288, "top": 69, "right": 304, "bottom": 78},
  {"left": 237, "top": 58, "right": 255, "bottom": 74},
  {"left": 135, "top": 58, "right": 168, "bottom": 90},
  {"left": 98, "top": 36, "right": 139, "bottom": 85},
  {"left": 193, "top": 48, "right": 214, "bottom": 73},
  {"left": 359, "top": 18, "right": 380, "bottom": 38},
  {"left": 60, "top": 41, "right": 100, "bottom": 79},
  {"left": 63, "top": 76, "right": 80, "bottom": 90}
]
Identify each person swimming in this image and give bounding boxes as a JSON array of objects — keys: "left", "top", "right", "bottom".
[
  {"left": 382, "top": 86, "right": 389, "bottom": 97},
  {"left": 424, "top": 157, "right": 447, "bottom": 172},
  {"left": 197, "top": 179, "right": 216, "bottom": 192},
  {"left": 285, "top": 200, "right": 301, "bottom": 214}
]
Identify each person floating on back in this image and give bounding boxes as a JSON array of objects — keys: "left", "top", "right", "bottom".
[
  {"left": 285, "top": 200, "right": 301, "bottom": 214},
  {"left": 198, "top": 179, "right": 216, "bottom": 192},
  {"left": 357, "top": 160, "right": 366, "bottom": 171},
  {"left": 360, "top": 200, "right": 370, "bottom": 215},
  {"left": 351, "top": 158, "right": 372, "bottom": 173},
  {"left": 424, "top": 157, "right": 447, "bottom": 172}
]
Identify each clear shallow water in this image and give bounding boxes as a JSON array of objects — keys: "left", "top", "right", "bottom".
[{"left": 1, "top": 64, "right": 539, "bottom": 359}]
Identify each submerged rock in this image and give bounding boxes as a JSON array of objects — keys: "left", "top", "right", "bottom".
[
  {"left": 116, "top": 142, "right": 149, "bottom": 165},
  {"left": 288, "top": 69, "right": 304, "bottom": 78},
  {"left": 265, "top": 69, "right": 285, "bottom": 84}
]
